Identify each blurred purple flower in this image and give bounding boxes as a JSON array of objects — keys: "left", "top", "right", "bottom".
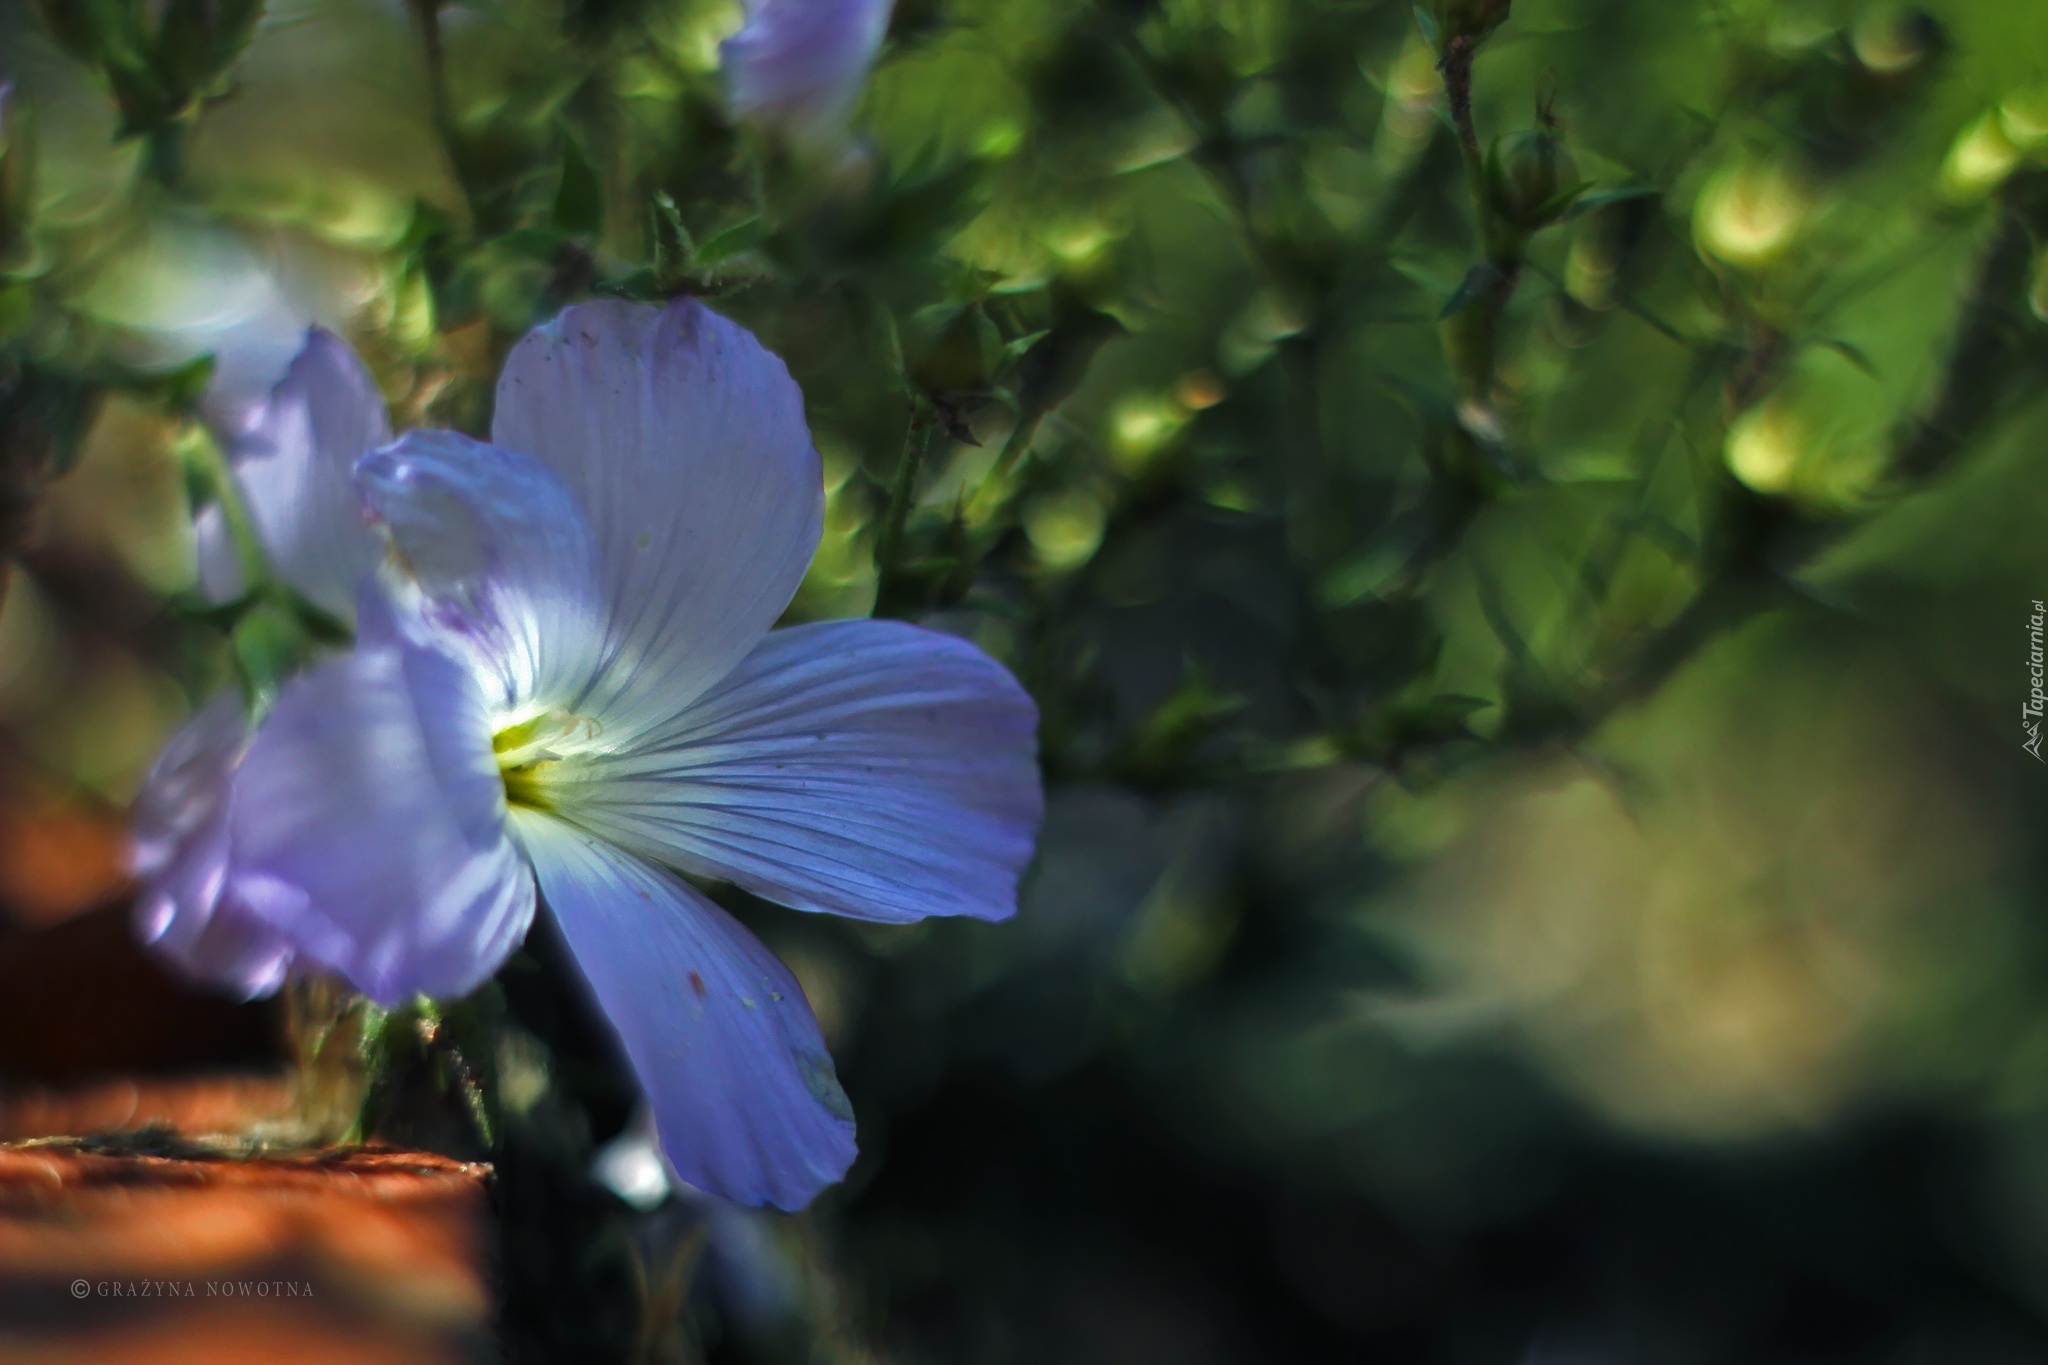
[
  {"left": 722, "top": 0, "right": 895, "bottom": 146},
  {"left": 134, "top": 298, "right": 1042, "bottom": 1209},
  {"left": 130, "top": 696, "right": 299, "bottom": 999},
  {"left": 194, "top": 326, "right": 390, "bottom": 621},
  {"left": 136, "top": 328, "right": 390, "bottom": 993}
]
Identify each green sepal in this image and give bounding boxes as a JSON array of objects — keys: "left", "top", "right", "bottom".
[{"left": 551, "top": 125, "right": 604, "bottom": 238}]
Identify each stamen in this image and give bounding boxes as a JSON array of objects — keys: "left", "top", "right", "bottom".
[{"left": 492, "top": 710, "right": 599, "bottom": 811}]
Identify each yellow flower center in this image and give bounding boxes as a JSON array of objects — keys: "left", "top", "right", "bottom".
[{"left": 492, "top": 710, "right": 598, "bottom": 812}]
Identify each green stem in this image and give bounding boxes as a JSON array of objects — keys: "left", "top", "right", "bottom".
[
  {"left": 284, "top": 976, "right": 374, "bottom": 1147},
  {"left": 411, "top": 0, "right": 451, "bottom": 132},
  {"left": 873, "top": 408, "right": 938, "bottom": 616},
  {"left": 1110, "top": 29, "right": 1275, "bottom": 286},
  {"left": 1441, "top": 37, "right": 1495, "bottom": 254},
  {"left": 180, "top": 421, "right": 271, "bottom": 592},
  {"left": 1506, "top": 175, "right": 2048, "bottom": 751},
  {"left": 968, "top": 407, "right": 1044, "bottom": 523},
  {"left": 143, "top": 118, "right": 188, "bottom": 191},
  {"left": 408, "top": 0, "right": 478, "bottom": 230},
  {"left": 1437, "top": 33, "right": 1525, "bottom": 408},
  {"left": 1892, "top": 170, "right": 2048, "bottom": 481}
]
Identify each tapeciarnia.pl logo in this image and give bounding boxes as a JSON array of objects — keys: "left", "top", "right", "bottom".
[{"left": 2027, "top": 600, "right": 2046, "bottom": 762}]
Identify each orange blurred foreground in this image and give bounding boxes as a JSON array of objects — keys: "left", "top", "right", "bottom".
[{"left": 0, "top": 1144, "right": 495, "bottom": 1363}]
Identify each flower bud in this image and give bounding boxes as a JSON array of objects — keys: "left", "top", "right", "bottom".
[
  {"left": 35, "top": 2, "right": 168, "bottom": 132},
  {"left": 1939, "top": 111, "right": 2021, "bottom": 203},
  {"left": 1431, "top": 0, "right": 1511, "bottom": 46},
  {"left": 2001, "top": 88, "right": 2048, "bottom": 154},
  {"left": 1724, "top": 399, "right": 1803, "bottom": 495},
  {"left": 905, "top": 302, "right": 1003, "bottom": 400},
  {"left": 34, "top": 1, "right": 116, "bottom": 68},
  {"left": 1851, "top": 7, "right": 1943, "bottom": 77},
  {"left": 723, "top": 0, "right": 895, "bottom": 149},
  {"left": 33, "top": 0, "right": 265, "bottom": 138},
  {"left": 154, "top": 0, "right": 266, "bottom": 105},
  {"left": 1695, "top": 159, "right": 1808, "bottom": 268},
  {"left": 1486, "top": 125, "right": 1576, "bottom": 232}
]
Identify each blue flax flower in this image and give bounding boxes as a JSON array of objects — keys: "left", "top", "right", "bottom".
[
  {"left": 135, "top": 329, "right": 394, "bottom": 998},
  {"left": 722, "top": 0, "right": 896, "bottom": 147},
  {"left": 131, "top": 300, "right": 1043, "bottom": 1208}
]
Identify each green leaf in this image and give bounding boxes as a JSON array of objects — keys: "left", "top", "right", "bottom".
[
  {"left": 1439, "top": 261, "right": 1505, "bottom": 319},
  {"left": 0, "top": 364, "right": 102, "bottom": 481},
  {"left": 398, "top": 198, "right": 458, "bottom": 256},
  {"left": 1360, "top": 693, "right": 1494, "bottom": 757},
  {"left": 45, "top": 0, "right": 175, "bottom": 135},
  {"left": 650, "top": 191, "right": 696, "bottom": 291},
  {"left": 859, "top": 159, "right": 992, "bottom": 260},
  {"left": 1119, "top": 663, "right": 1249, "bottom": 782},
  {"left": 1000, "top": 328, "right": 1051, "bottom": 370},
  {"left": 1559, "top": 184, "right": 1659, "bottom": 221},
  {"left": 1386, "top": 255, "right": 1460, "bottom": 298},
  {"left": 594, "top": 266, "right": 660, "bottom": 302},
  {"left": 36, "top": 0, "right": 116, "bottom": 65},
  {"left": 1413, "top": 6, "right": 1441, "bottom": 50},
  {"left": 1321, "top": 542, "right": 1415, "bottom": 608},
  {"left": 1378, "top": 373, "right": 1456, "bottom": 429},
  {"left": 41, "top": 0, "right": 156, "bottom": 78},
  {"left": 1817, "top": 337, "right": 1881, "bottom": 379},
  {"left": 1395, "top": 695, "right": 1492, "bottom": 740},
  {"left": 1532, "top": 179, "right": 1593, "bottom": 223},
  {"left": 164, "top": 587, "right": 260, "bottom": 631},
  {"left": 552, "top": 129, "right": 598, "bottom": 237},
  {"left": 870, "top": 299, "right": 908, "bottom": 392},
  {"left": 1543, "top": 447, "right": 1640, "bottom": 484},
  {"left": 229, "top": 602, "right": 302, "bottom": 704},
  {"left": 138, "top": 352, "right": 216, "bottom": 413},
  {"left": 692, "top": 216, "right": 764, "bottom": 267},
  {"left": 288, "top": 591, "right": 353, "bottom": 646},
  {"left": 492, "top": 226, "right": 571, "bottom": 262},
  {"left": 156, "top": 0, "right": 265, "bottom": 97},
  {"left": 551, "top": 127, "right": 603, "bottom": 237}
]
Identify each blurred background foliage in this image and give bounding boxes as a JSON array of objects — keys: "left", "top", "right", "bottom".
[{"left": 3, "top": 0, "right": 2048, "bottom": 1360}]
